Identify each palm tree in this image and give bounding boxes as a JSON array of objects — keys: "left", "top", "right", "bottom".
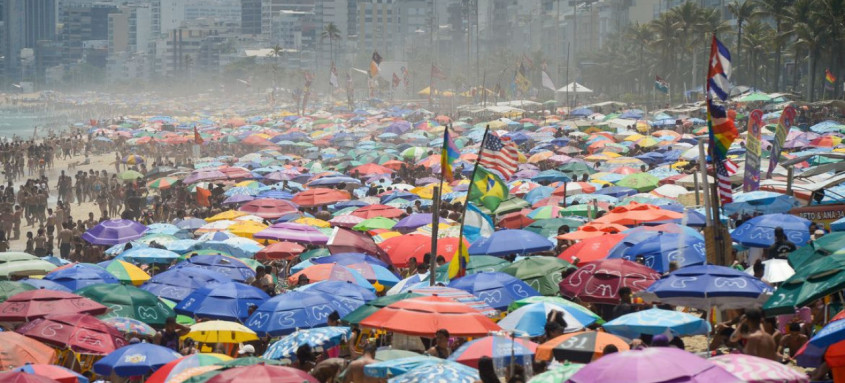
[
  {"left": 321, "top": 23, "right": 342, "bottom": 65},
  {"left": 743, "top": 20, "right": 775, "bottom": 90},
  {"left": 648, "top": 12, "right": 678, "bottom": 98},
  {"left": 626, "top": 22, "right": 654, "bottom": 95},
  {"left": 728, "top": 0, "right": 756, "bottom": 85},
  {"left": 754, "top": 0, "right": 791, "bottom": 91},
  {"left": 783, "top": 0, "right": 812, "bottom": 92}
]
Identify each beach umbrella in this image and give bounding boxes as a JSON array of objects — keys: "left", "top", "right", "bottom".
[
  {"left": 173, "top": 254, "right": 256, "bottom": 282},
  {"left": 175, "top": 282, "right": 270, "bottom": 322},
  {"left": 764, "top": 254, "right": 845, "bottom": 315},
  {"left": 0, "top": 332, "right": 57, "bottom": 370},
  {"left": 0, "top": 253, "right": 57, "bottom": 279},
  {"left": 18, "top": 278, "right": 70, "bottom": 292},
  {"left": 238, "top": 198, "right": 298, "bottom": 219},
  {"left": 185, "top": 320, "right": 258, "bottom": 343},
  {"left": 341, "top": 292, "right": 423, "bottom": 324},
  {"left": 117, "top": 170, "right": 144, "bottom": 181},
  {"left": 44, "top": 263, "right": 121, "bottom": 291},
  {"left": 296, "top": 280, "right": 377, "bottom": 307},
  {"left": 311, "top": 252, "right": 390, "bottom": 269},
  {"left": 174, "top": 218, "right": 207, "bottom": 230},
  {"left": 723, "top": 191, "right": 799, "bottom": 215},
  {"left": 710, "top": 354, "right": 809, "bottom": 383},
  {"left": 292, "top": 188, "right": 351, "bottom": 207},
  {"left": 385, "top": 360, "right": 478, "bottom": 383},
  {"left": 0, "top": 281, "right": 34, "bottom": 302},
  {"left": 205, "top": 365, "right": 317, "bottom": 383},
  {"left": 343, "top": 262, "right": 400, "bottom": 286},
  {"left": 147, "top": 176, "right": 178, "bottom": 190},
  {"left": 528, "top": 363, "right": 584, "bottom": 383},
  {"left": 615, "top": 173, "right": 659, "bottom": 192},
  {"left": 353, "top": 217, "right": 397, "bottom": 231},
  {"left": 640, "top": 265, "right": 773, "bottom": 310},
  {"left": 0, "top": 372, "right": 61, "bottom": 383},
  {"left": 246, "top": 290, "right": 362, "bottom": 336},
  {"left": 350, "top": 204, "right": 405, "bottom": 219},
  {"left": 82, "top": 219, "right": 148, "bottom": 245},
  {"left": 11, "top": 364, "right": 86, "bottom": 383},
  {"left": 360, "top": 295, "right": 500, "bottom": 337},
  {"left": 93, "top": 343, "right": 180, "bottom": 377},
  {"left": 612, "top": 232, "right": 706, "bottom": 273},
  {"left": 468, "top": 230, "right": 554, "bottom": 257},
  {"left": 393, "top": 213, "right": 443, "bottom": 232},
  {"left": 16, "top": 313, "right": 127, "bottom": 355},
  {"left": 560, "top": 259, "right": 661, "bottom": 304},
  {"left": 557, "top": 233, "right": 627, "bottom": 264},
  {"left": 116, "top": 247, "right": 180, "bottom": 264},
  {"left": 499, "top": 302, "right": 599, "bottom": 336},
  {"left": 254, "top": 222, "right": 329, "bottom": 244},
  {"left": 146, "top": 354, "right": 232, "bottom": 383},
  {"left": 448, "top": 335, "right": 538, "bottom": 368},
  {"left": 789, "top": 232, "right": 845, "bottom": 268},
  {"left": 447, "top": 272, "right": 539, "bottom": 310},
  {"left": 96, "top": 260, "right": 150, "bottom": 286},
  {"left": 363, "top": 356, "right": 444, "bottom": 379},
  {"left": 535, "top": 331, "right": 630, "bottom": 363},
  {"left": 141, "top": 267, "right": 233, "bottom": 302},
  {"left": 0, "top": 290, "right": 107, "bottom": 321},
  {"left": 263, "top": 327, "right": 351, "bottom": 360},
  {"left": 565, "top": 347, "right": 740, "bottom": 383},
  {"left": 101, "top": 317, "right": 156, "bottom": 337},
  {"left": 603, "top": 307, "right": 710, "bottom": 339},
  {"left": 499, "top": 257, "right": 574, "bottom": 296},
  {"left": 379, "top": 233, "right": 467, "bottom": 267},
  {"left": 76, "top": 283, "right": 175, "bottom": 326},
  {"left": 592, "top": 203, "right": 683, "bottom": 226},
  {"left": 731, "top": 213, "right": 811, "bottom": 248},
  {"left": 399, "top": 286, "right": 497, "bottom": 317},
  {"left": 746, "top": 258, "right": 794, "bottom": 284},
  {"left": 286, "top": 264, "right": 374, "bottom": 291}
]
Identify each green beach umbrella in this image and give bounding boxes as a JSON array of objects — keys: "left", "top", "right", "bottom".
[
  {"left": 77, "top": 283, "right": 175, "bottom": 326},
  {"left": 353, "top": 217, "right": 396, "bottom": 231},
  {"left": 435, "top": 255, "right": 510, "bottom": 276},
  {"left": 499, "top": 257, "right": 575, "bottom": 296},
  {"left": 529, "top": 363, "right": 585, "bottom": 383},
  {"left": 764, "top": 254, "right": 845, "bottom": 316},
  {"left": 524, "top": 218, "right": 585, "bottom": 238},
  {"left": 0, "top": 281, "right": 35, "bottom": 302},
  {"left": 160, "top": 298, "right": 196, "bottom": 325},
  {"left": 118, "top": 170, "right": 145, "bottom": 181},
  {"left": 615, "top": 173, "right": 659, "bottom": 192}
]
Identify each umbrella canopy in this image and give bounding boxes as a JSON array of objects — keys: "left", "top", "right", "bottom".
[
  {"left": 246, "top": 290, "right": 362, "bottom": 336},
  {"left": 76, "top": 283, "right": 175, "bottom": 326},
  {"left": 610, "top": 232, "right": 707, "bottom": 273},
  {"left": 98, "top": 260, "right": 150, "bottom": 286},
  {"left": 640, "top": 265, "right": 773, "bottom": 310},
  {"left": 565, "top": 347, "right": 741, "bottom": 383},
  {"left": 0, "top": 280, "right": 35, "bottom": 302},
  {"left": 789, "top": 232, "right": 845, "bottom": 269},
  {"left": 16, "top": 314, "right": 127, "bottom": 355},
  {"left": 43, "top": 263, "right": 119, "bottom": 291},
  {"left": 175, "top": 282, "right": 270, "bottom": 322},
  {"left": 763, "top": 254, "right": 845, "bottom": 315},
  {"left": 254, "top": 222, "right": 329, "bottom": 244},
  {"left": 603, "top": 307, "right": 711, "bottom": 339},
  {"left": 173, "top": 255, "right": 256, "bottom": 282},
  {"left": 528, "top": 363, "right": 585, "bottom": 383},
  {"left": 447, "top": 272, "right": 539, "bottom": 310},
  {"left": 238, "top": 199, "right": 299, "bottom": 219},
  {"left": 185, "top": 320, "right": 258, "bottom": 343},
  {"left": 146, "top": 353, "right": 232, "bottom": 383},
  {"left": 731, "top": 213, "right": 811, "bottom": 248},
  {"left": 141, "top": 267, "right": 233, "bottom": 302},
  {"left": 0, "top": 290, "right": 107, "bottom": 321},
  {"left": 560, "top": 259, "right": 661, "bottom": 304},
  {"left": 448, "top": 335, "right": 537, "bottom": 368},
  {"left": 745, "top": 258, "right": 795, "bottom": 284},
  {"left": 378, "top": 233, "right": 466, "bottom": 267},
  {"left": 351, "top": 205, "right": 405, "bottom": 219},
  {"left": 498, "top": 302, "right": 599, "bottom": 336},
  {"left": 262, "top": 327, "right": 352, "bottom": 360},
  {"left": 710, "top": 354, "right": 809, "bottom": 383},
  {"left": 102, "top": 317, "right": 156, "bottom": 337},
  {"left": 592, "top": 203, "right": 683, "bottom": 226},
  {"left": 0, "top": 332, "right": 57, "bottom": 370},
  {"left": 81, "top": 219, "right": 148, "bottom": 245},
  {"left": 292, "top": 188, "right": 351, "bottom": 207},
  {"left": 468, "top": 230, "right": 554, "bottom": 257},
  {"left": 384, "top": 359, "right": 479, "bottom": 383},
  {"left": 93, "top": 343, "right": 181, "bottom": 377},
  {"left": 286, "top": 263, "right": 374, "bottom": 290},
  {"left": 205, "top": 365, "right": 318, "bottom": 383},
  {"left": 499, "top": 257, "right": 574, "bottom": 296},
  {"left": 723, "top": 191, "right": 799, "bottom": 216},
  {"left": 360, "top": 295, "right": 501, "bottom": 337},
  {"left": 535, "top": 331, "right": 630, "bottom": 363},
  {"left": 558, "top": 233, "right": 627, "bottom": 264},
  {"left": 363, "top": 356, "right": 443, "bottom": 379},
  {"left": 341, "top": 292, "right": 423, "bottom": 324},
  {"left": 0, "top": 372, "right": 62, "bottom": 383},
  {"left": 11, "top": 364, "right": 86, "bottom": 383}
]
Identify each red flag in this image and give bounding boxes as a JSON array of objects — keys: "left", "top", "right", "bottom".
[
  {"left": 392, "top": 73, "right": 401, "bottom": 88},
  {"left": 196, "top": 187, "right": 211, "bottom": 207},
  {"left": 193, "top": 126, "right": 204, "bottom": 144},
  {"left": 431, "top": 65, "right": 447, "bottom": 80}
]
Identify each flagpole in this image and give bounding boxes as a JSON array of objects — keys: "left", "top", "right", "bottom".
[
  {"left": 430, "top": 123, "right": 452, "bottom": 286},
  {"left": 451, "top": 125, "right": 491, "bottom": 279}
]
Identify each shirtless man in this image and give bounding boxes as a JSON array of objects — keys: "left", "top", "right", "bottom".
[
  {"left": 779, "top": 322, "right": 808, "bottom": 362},
  {"left": 58, "top": 222, "right": 73, "bottom": 258},
  {"left": 730, "top": 307, "right": 778, "bottom": 360},
  {"left": 343, "top": 344, "right": 380, "bottom": 383}
]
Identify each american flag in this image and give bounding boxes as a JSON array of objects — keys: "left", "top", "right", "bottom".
[
  {"left": 479, "top": 133, "right": 519, "bottom": 180},
  {"left": 715, "top": 158, "right": 734, "bottom": 204}
]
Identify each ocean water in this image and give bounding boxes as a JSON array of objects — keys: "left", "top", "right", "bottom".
[{"left": 0, "top": 107, "right": 75, "bottom": 139}]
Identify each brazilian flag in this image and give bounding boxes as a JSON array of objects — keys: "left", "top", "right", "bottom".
[{"left": 469, "top": 166, "right": 508, "bottom": 211}]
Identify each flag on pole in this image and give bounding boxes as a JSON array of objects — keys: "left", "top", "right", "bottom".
[
  {"left": 370, "top": 51, "right": 382, "bottom": 77},
  {"left": 655, "top": 76, "right": 669, "bottom": 94},
  {"left": 515, "top": 63, "right": 531, "bottom": 93},
  {"left": 392, "top": 73, "right": 401, "bottom": 88},
  {"left": 441, "top": 126, "right": 460, "bottom": 182},
  {"left": 447, "top": 235, "right": 470, "bottom": 279},
  {"left": 541, "top": 71, "right": 556, "bottom": 91},
  {"left": 705, "top": 35, "right": 737, "bottom": 204},
  {"left": 196, "top": 187, "right": 211, "bottom": 207},
  {"left": 478, "top": 133, "right": 519, "bottom": 180},
  {"left": 707, "top": 36, "right": 732, "bottom": 102},
  {"left": 193, "top": 126, "right": 204, "bottom": 144},
  {"left": 329, "top": 64, "right": 338, "bottom": 88},
  {"left": 825, "top": 68, "right": 837, "bottom": 90},
  {"left": 431, "top": 64, "right": 447, "bottom": 80},
  {"left": 469, "top": 166, "right": 508, "bottom": 211},
  {"left": 402, "top": 66, "right": 409, "bottom": 88},
  {"left": 463, "top": 203, "right": 494, "bottom": 242}
]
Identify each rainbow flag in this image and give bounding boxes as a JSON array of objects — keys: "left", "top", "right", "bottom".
[
  {"left": 826, "top": 68, "right": 837, "bottom": 84},
  {"left": 707, "top": 99, "right": 738, "bottom": 161},
  {"left": 441, "top": 126, "right": 460, "bottom": 181}
]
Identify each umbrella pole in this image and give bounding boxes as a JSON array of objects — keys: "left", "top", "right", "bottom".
[{"left": 430, "top": 185, "right": 440, "bottom": 286}]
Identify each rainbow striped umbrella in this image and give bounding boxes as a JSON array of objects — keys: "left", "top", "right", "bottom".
[
  {"left": 122, "top": 154, "right": 145, "bottom": 165},
  {"left": 146, "top": 353, "right": 232, "bottom": 383},
  {"left": 98, "top": 260, "right": 150, "bottom": 286},
  {"left": 102, "top": 317, "right": 156, "bottom": 337},
  {"left": 147, "top": 176, "right": 178, "bottom": 190}
]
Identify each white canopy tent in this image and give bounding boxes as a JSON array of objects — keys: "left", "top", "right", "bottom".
[{"left": 556, "top": 82, "right": 594, "bottom": 94}]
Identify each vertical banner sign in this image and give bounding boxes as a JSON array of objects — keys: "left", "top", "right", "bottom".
[
  {"left": 743, "top": 109, "right": 764, "bottom": 192},
  {"left": 766, "top": 106, "right": 796, "bottom": 179}
]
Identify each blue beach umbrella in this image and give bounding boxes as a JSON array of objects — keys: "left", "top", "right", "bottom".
[
  {"left": 117, "top": 248, "right": 180, "bottom": 264},
  {"left": 263, "top": 327, "right": 352, "bottom": 360},
  {"left": 468, "top": 230, "right": 554, "bottom": 256},
  {"left": 448, "top": 272, "right": 539, "bottom": 310},
  {"left": 174, "top": 282, "right": 269, "bottom": 322},
  {"left": 723, "top": 191, "right": 799, "bottom": 216},
  {"left": 43, "top": 263, "right": 119, "bottom": 291},
  {"left": 295, "top": 280, "right": 377, "bottom": 304},
  {"left": 141, "top": 267, "right": 233, "bottom": 302},
  {"left": 639, "top": 265, "right": 773, "bottom": 310},
  {"left": 387, "top": 360, "right": 479, "bottom": 383},
  {"left": 602, "top": 307, "right": 710, "bottom": 339},
  {"left": 93, "top": 343, "right": 180, "bottom": 377},
  {"left": 246, "top": 290, "right": 363, "bottom": 336},
  {"left": 612, "top": 232, "right": 706, "bottom": 273},
  {"left": 498, "top": 302, "right": 598, "bottom": 336},
  {"left": 731, "top": 213, "right": 811, "bottom": 248},
  {"left": 173, "top": 254, "right": 256, "bottom": 282}
]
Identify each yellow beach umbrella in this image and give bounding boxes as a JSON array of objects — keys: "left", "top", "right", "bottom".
[
  {"left": 624, "top": 133, "right": 645, "bottom": 142},
  {"left": 103, "top": 260, "right": 150, "bottom": 286},
  {"left": 411, "top": 184, "right": 453, "bottom": 200},
  {"left": 295, "top": 217, "right": 331, "bottom": 228},
  {"left": 183, "top": 320, "right": 258, "bottom": 343},
  {"left": 227, "top": 221, "right": 269, "bottom": 239},
  {"left": 206, "top": 210, "right": 248, "bottom": 222}
]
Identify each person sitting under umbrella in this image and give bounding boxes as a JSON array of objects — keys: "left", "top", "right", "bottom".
[
  {"left": 729, "top": 307, "right": 778, "bottom": 361},
  {"left": 766, "top": 227, "right": 796, "bottom": 260},
  {"left": 427, "top": 329, "right": 451, "bottom": 358}
]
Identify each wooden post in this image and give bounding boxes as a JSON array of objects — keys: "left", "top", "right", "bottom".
[{"left": 429, "top": 186, "right": 440, "bottom": 286}]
